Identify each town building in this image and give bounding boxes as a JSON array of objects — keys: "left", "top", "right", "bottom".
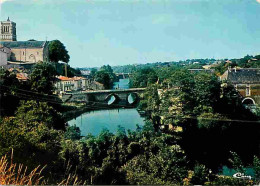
[
  {"left": 220, "top": 68, "right": 260, "bottom": 105},
  {"left": 0, "top": 18, "right": 49, "bottom": 65},
  {"left": 55, "top": 76, "right": 105, "bottom": 94}
]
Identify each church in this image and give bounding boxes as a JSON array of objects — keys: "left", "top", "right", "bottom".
[{"left": 0, "top": 17, "right": 49, "bottom": 64}]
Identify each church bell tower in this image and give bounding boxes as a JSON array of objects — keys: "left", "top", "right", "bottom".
[{"left": 0, "top": 17, "right": 17, "bottom": 41}]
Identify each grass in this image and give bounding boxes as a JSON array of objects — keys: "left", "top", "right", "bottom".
[
  {"left": 0, "top": 150, "right": 45, "bottom": 185},
  {"left": 0, "top": 150, "right": 84, "bottom": 185}
]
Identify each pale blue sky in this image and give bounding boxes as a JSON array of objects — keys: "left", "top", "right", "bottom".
[{"left": 1, "top": 0, "right": 260, "bottom": 67}]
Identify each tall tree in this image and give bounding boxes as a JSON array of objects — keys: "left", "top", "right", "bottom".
[
  {"left": 48, "top": 40, "right": 70, "bottom": 63},
  {"left": 30, "top": 62, "right": 56, "bottom": 95}
]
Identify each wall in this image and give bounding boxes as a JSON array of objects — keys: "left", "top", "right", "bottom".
[
  {"left": 236, "top": 84, "right": 260, "bottom": 105},
  {"left": 0, "top": 50, "right": 7, "bottom": 66},
  {"left": 0, "top": 47, "right": 11, "bottom": 60},
  {"left": 10, "top": 48, "right": 44, "bottom": 62}
]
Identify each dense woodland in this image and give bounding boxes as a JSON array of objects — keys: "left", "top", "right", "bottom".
[{"left": 0, "top": 54, "right": 260, "bottom": 184}]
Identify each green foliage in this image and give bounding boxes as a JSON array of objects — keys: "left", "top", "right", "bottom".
[
  {"left": 190, "top": 164, "right": 209, "bottom": 185},
  {"left": 253, "top": 156, "right": 260, "bottom": 180},
  {"left": 0, "top": 69, "right": 20, "bottom": 116},
  {"left": 229, "top": 151, "right": 245, "bottom": 174},
  {"left": 197, "top": 112, "right": 228, "bottom": 129},
  {"left": 123, "top": 145, "right": 188, "bottom": 185},
  {"left": 90, "top": 68, "right": 97, "bottom": 77},
  {"left": 94, "top": 65, "right": 118, "bottom": 89},
  {"left": 211, "top": 175, "right": 254, "bottom": 185},
  {"left": 30, "top": 62, "right": 56, "bottom": 94},
  {"left": 64, "top": 125, "right": 81, "bottom": 140},
  {"left": 131, "top": 68, "right": 158, "bottom": 88},
  {"left": 100, "top": 65, "right": 113, "bottom": 74},
  {"left": 15, "top": 100, "right": 65, "bottom": 130},
  {"left": 0, "top": 110, "right": 62, "bottom": 169},
  {"left": 48, "top": 40, "right": 70, "bottom": 63},
  {"left": 94, "top": 71, "right": 110, "bottom": 89}
]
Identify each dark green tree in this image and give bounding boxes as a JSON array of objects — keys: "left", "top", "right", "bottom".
[
  {"left": 90, "top": 68, "right": 97, "bottom": 78},
  {"left": 94, "top": 71, "right": 111, "bottom": 89},
  {"left": 29, "top": 62, "right": 56, "bottom": 95},
  {"left": 0, "top": 69, "right": 20, "bottom": 116},
  {"left": 64, "top": 125, "right": 81, "bottom": 140},
  {"left": 48, "top": 40, "right": 70, "bottom": 63}
]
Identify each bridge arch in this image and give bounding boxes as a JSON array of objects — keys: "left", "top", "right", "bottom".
[
  {"left": 105, "top": 93, "right": 120, "bottom": 105},
  {"left": 242, "top": 97, "right": 255, "bottom": 105},
  {"left": 127, "top": 92, "right": 139, "bottom": 105}
]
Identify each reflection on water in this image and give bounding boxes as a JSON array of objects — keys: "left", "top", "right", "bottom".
[{"left": 68, "top": 108, "right": 145, "bottom": 136}]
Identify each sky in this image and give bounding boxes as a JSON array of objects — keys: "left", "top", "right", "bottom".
[{"left": 0, "top": 0, "right": 260, "bottom": 67}]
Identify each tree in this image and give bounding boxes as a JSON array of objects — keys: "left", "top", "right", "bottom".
[
  {"left": 0, "top": 69, "right": 20, "bottom": 116},
  {"left": 94, "top": 71, "right": 111, "bottom": 89},
  {"left": 90, "top": 68, "right": 97, "bottom": 78},
  {"left": 190, "top": 164, "right": 209, "bottom": 185},
  {"left": 100, "top": 65, "right": 113, "bottom": 74},
  {"left": 0, "top": 101, "right": 63, "bottom": 169},
  {"left": 131, "top": 68, "right": 158, "bottom": 88},
  {"left": 64, "top": 125, "right": 81, "bottom": 140},
  {"left": 15, "top": 100, "right": 65, "bottom": 130},
  {"left": 29, "top": 62, "right": 56, "bottom": 94},
  {"left": 48, "top": 40, "right": 70, "bottom": 63},
  {"left": 253, "top": 156, "right": 260, "bottom": 180}
]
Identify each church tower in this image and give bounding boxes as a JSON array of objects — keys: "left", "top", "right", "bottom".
[{"left": 0, "top": 17, "right": 17, "bottom": 41}]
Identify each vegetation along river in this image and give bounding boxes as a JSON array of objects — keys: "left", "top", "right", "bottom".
[{"left": 68, "top": 78, "right": 145, "bottom": 136}]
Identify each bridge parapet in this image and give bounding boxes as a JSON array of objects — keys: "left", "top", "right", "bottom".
[
  {"left": 63, "top": 88, "right": 146, "bottom": 107},
  {"left": 82, "top": 88, "right": 145, "bottom": 94}
]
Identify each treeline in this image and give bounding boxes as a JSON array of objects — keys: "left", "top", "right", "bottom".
[{"left": 111, "top": 54, "right": 260, "bottom": 74}]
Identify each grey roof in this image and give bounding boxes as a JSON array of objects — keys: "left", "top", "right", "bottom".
[
  {"left": 226, "top": 68, "right": 260, "bottom": 84},
  {"left": 0, "top": 41, "right": 47, "bottom": 48}
]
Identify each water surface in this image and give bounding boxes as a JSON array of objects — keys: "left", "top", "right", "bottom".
[
  {"left": 113, "top": 79, "right": 130, "bottom": 89},
  {"left": 68, "top": 108, "right": 145, "bottom": 136}
]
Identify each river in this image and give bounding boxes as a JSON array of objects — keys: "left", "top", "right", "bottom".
[
  {"left": 112, "top": 78, "right": 130, "bottom": 90},
  {"left": 68, "top": 78, "right": 145, "bottom": 136}
]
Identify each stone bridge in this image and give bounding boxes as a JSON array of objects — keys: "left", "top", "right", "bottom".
[
  {"left": 62, "top": 88, "right": 145, "bottom": 107},
  {"left": 115, "top": 73, "right": 131, "bottom": 79}
]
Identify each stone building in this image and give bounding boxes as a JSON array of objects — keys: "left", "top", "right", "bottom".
[
  {"left": 0, "top": 18, "right": 49, "bottom": 64},
  {"left": 0, "top": 41, "right": 49, "bottom": 63},
  {"left": 220, "top": 68, "right": 260, "bottom": 105},
  {"left": 0, "top": 17, "right": 17, "bottom": 42}
]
